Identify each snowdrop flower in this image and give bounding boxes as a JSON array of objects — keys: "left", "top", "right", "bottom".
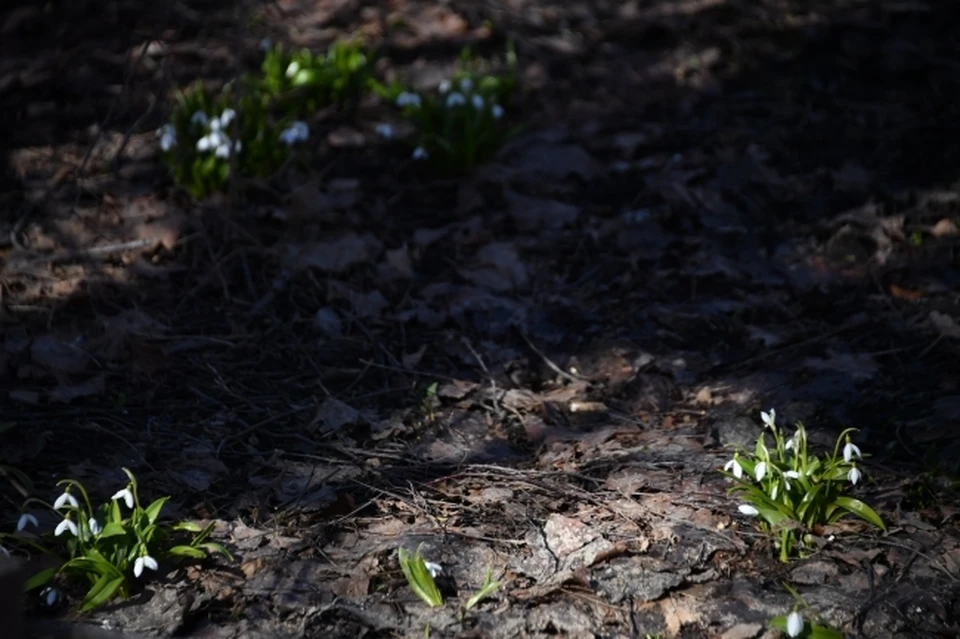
[
  {"left": 375, "top": 123, "right": 393, "bottom": 139},
  {"left": 285, "top": 60, "right": 301, "bottom": 78},
  {"left": 848, "top": 466, "right": 862, "bottom": 485},
  {"left": 785, "top": 436, "right": 795, "bottom": 451},
  {"left": 17, "top": 513, "right": 38, "bottom": 532},
  {"left": 214, "top": 139, "right": 241, "bottom": 159},
  {"left": 259, "top": 37, "right": 272, "bottom": 51},
  {"left": 723, "top": 458, "right": 743, "bottom": 479},
  {"left": 55, "top": 517, "right": 78, "bottom": 537},
  {"left": 738, "top": 504, "right": 759, "bottom": 516},
  {"left": 755, "top": 461, "right": 767, "bottom": 482},
  {"left": 438, "top": 80, "right": 451, "bottom": 93},
  {"left": 88, "top": 518, "right": 102, "bottom": 536},
  {"left": 445, "top": 92, "right": 466, "bottom": 107},
  {"left": 156, "top": 124, "right": 177, "bottom": 151},
  {"left": 216, "top": 108, "right": 236, "bottom": 129},
  {"left": 471, "top": 94, "right": 484, "bottom": 109},
  {"left": 112, "top": 487, "right": 134, "bottom": 509},
  {"left": 412, "top": 146, "right": 429, "bottom": 160},
  {"left": 190, "top": 111, "right": 208, "bottom": 127},
  {"left": 41, "top": 587, "right": 59, "bottom": 607},
  {"left": 491, "top": 104, "right": 505, "bottom": 119},
  {"left": 196, "top": 130, "right": 228, "bottom": 153},
  {"left": 761, "top": 409, "right": 776, "bottom": 429},
  {"left": 278, "top": 120, "right": 310, "bottom": 146},
  {"left": 53, "top": 491, "right": 79, "bottom": 511},
  {"left": 786, "top": 611, "right": 804, "bottom": 637},
  {"left": 134, "top": 554, "right": 158, "bottom": 578},
  {"left": 424, "top": 561, "right": 442, "bottom": 578},
  {"left": 783, "top": 470, "right": 800, "bottom": 489},
  {"left": 843, "top": 441, "right": 862, "bottom": 463},
  {"left": 396, "top": 91, "right": 422, "bottom": 108},
  {"left": 459, "top": 77, "right": 473, "bottom": 92}
]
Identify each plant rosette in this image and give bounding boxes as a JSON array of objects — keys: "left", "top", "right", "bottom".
[
  {"left": 2, "top": 468, "right": 231, "bottom": 611},
  {"left": 721, "top": 409, "right": 886, "bottom": 562}
]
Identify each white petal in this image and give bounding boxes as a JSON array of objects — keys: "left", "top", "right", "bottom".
[
  {"left": 445, "top": 92, "right": 466, "bottom": 107},
  {"left": 471, "top": 94, "right": 484, "bottom": 109},
  {"left": 0, "top": 545, "right": 9, "bottom": 557},
  {"left": 784, "top": 471, "right": 800, "bottom": 479},
  {"left": 196, "top": 135, "right": 212, "bottom": 152},
  {"left": 112, "top": 488, "right": 134, "bottom": 509},
  {"left": 142, "top": 555, "right": 158, "bottom": 571},
  {"left": 218, "top": 108, "right": 236, "bottom": 128},
  {"left": 843, "top": 442, "right": 862, "bottom": 463},
  {"left": 423, "top": 560, "right": 442, "bottom": 578},
  {"left": 88, "top": 518, "right": 102, "bottom": 535},
  {"left": 761, "top": 409, "right": 776, "bottom": 428},
  {"left": 738, "top": 504, "right": 759, "bottom": 516},
  {"left": 491, "top": 104, "right": 505, "bottom": 119},
  {"left": 55, "top": 519, "right": 78, "bottom": 537},
  {"left": 375, "top": 123, "right": 393, "bottom": 139},
  {"left": 285, "top": 61, "right": 300, "bottom": 78},
  {"left": 459, "top": 78, "right": 473, "bottom": 92},
  {"left": 134, "top": 556, "right": 144, "bottom": 577},
  {"left": 259, "top": 37, "right": 272, "bottom": 51},
  {"left": 755, "top": 461, "right": 767, "bottom": 481},
  {"left": 190, "top": 111, "right": 208, "bottom": 126},
  {"left": 786, "top": 611, "right": 803, "bottom": 637},
  {"left": 17, "top": 513, "right": 38, "bottom": 531},
  {"left": 53, "top": 492, "right": 78, "bottom": 510},
  {"left": 785, "top": 437, "right": 795, "bottom": 451},
  {"left": 412, "top": 146, "right": 429, "bottom": 160},
  {"left": 848, "top": 467, "right": 862, "bottom": 485},
  {"left": 438, "top": 80, "right": 451, "bottom": 93}
]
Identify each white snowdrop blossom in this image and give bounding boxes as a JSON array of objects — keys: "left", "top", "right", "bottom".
[
  {"left": 412, "top": 146, "right": 429, "bottom": 160},
  {"left": 786, "top": 611, "right": 804, "bottom": 637},
  {"left": 190, "top": 111, "right": 208, "bottom": 127},
  {"left": 157, "top": 124, "right": 177, "bottom": 152},
  {"left": 785, "top": 436, "right": 796, "bottom": 451},
  {"left": 459, "top": 77, "right": 473, "bottom": 92},
  {"left": 285, "top": 60, "right": 301, "bottom": 78},
  {"left": 783, "top": 470, "right": 800, "bottom": 489},
  {"left": 53, "top": 491, "right": 79, "bottom": 511},
  {"left": 278, "top": 121, "right": 310, "bottom": 146},
  {"left": 41, "top": 587, "right": 59, "bottom": 607},
  {"left": 55, "top": 518, "right": 78, "bottom": 537},
  {"left": 396, "top": 91, "right": 422, "bottom": 108},
  {"left": 259, "top": 37, "right": 272, "bottom": 51},
  {"left": 216, "top": 108, "right": 236, "bottom": 130},
  {"left": 438, "top": 80, "right": 451, "bottom": 93},
  {"left": 112, "top": 487, "right": 135, "bottom": 509},
  {"left": 761, "top": 409, "right": 776, "bottom": 429},
  {"left": 843, "top": 441, "right": 862, "bottom": 463},
  {"left": 424, "top": 561, "right": 442, "bottom": 578},
  {"left": 738, "top": 504, "right": 759, "bottom": 516},
  {"left": 134, "top": 555, "right": 159, "bottom": 578},
  {"left": 214, "top": 139, "right": 241, "bottom": 159},
  {"left": 445, "top": 92, "right": 466, "bottom": 107},
  {"left": 723, "top": 458, "right": 743, "bottom": 479},
  {"left": 491, "top": 104, "right": 505, "bottom": 120},
  {"left": 17, "top": 513, "right": 38, "bottom": 532},
  {"left": 375, "top": 123, "right": 394, "bottom": 139},
  {"left": 88, "top": 518, "right": 102, "bottom": 536},
  {"left": 848, "top": 466, "right": 862, "bottom": 486},
  {"left": 471, "top": 94, "right": 484, "bottom": 109},
  {"left": 755, "top": 461, "right": 767, "bottom": 482}
]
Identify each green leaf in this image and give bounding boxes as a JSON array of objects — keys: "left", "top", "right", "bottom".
[
  {"left": 143, "top": 497, "right": 170, "bottom": 525},
  {"left": 81, "top": 574, "right": 126, "bottom": 612},
  {"left": 99, "top": 522, "right": 129, "bottom": 539},
  {"left": 398, "top": 545, "right": 443, "bottom": 607},
  {"left": 173, "top": 521, "right": 203, "bottom": 533},
  {"left": 464, "top": 569, "right": 500, "bottom": 611},
  {"left": 24, "top": 566, "right": 58, "bottom": 591},
  {"left": 831, "top": 496, "right": 886, "bottom": 531},
  {"left": 200, "top": 542, "right": 232, "bottom": 560},
  {"left": 168, "top": 545, "right": 207, "bottom": 559}
]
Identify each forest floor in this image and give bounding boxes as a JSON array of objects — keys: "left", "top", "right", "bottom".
[{"left": 1, "top": 0, "right": 959, "bottom": 637}]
